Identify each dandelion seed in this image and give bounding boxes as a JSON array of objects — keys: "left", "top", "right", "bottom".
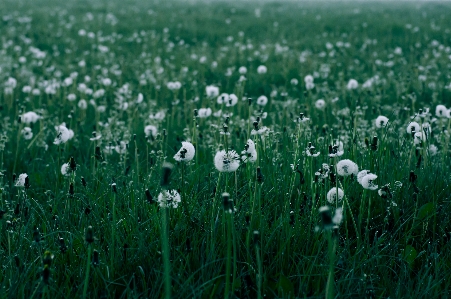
[
  {"left": 144, "top": 125, "right": 158, "bottom": 138},
  {"left": 198, "top": 108, "right": 212, "bottom": 118},
  {"left": 174, "top": 141, "right": 195, "bottom": 162},
  {"left": 435, "top": 105, "right": 448, "bottom": 118},
  {"left": 206, "top": 85, "right": 219, "bottom": 98},
  {"left": 53, "top": 124, "right": 74, "bottom": 145},
  {"left": 336, "top": 159, "right": 358, "bottom": 177},
  {"left": 61, "top": 163, "right": 71, "bottom": 176},
  {"left": 214, "top": 150, "right": 240, "bottom": 172},
  {"left": 406, "top": 121, "right": 420, "bottom": 134},
  {"left": 375, "top": 115, "right": 389, "bottom": 128},
  {"left": 326, "top": 187, "right": 344, "bottom": 204},
  {"left": 357, "top": 170, "right": 371, "bottom": 184},
  {"left": 241, "top": 139, "right": 257, "bottom": 163},
  {"left": 157, "top": 190, "right": 181, "bottom": 208}
]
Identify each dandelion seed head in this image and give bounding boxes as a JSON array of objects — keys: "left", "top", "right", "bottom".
[{"left": 336, "top": 159, "right": 358, "bottom": 177}]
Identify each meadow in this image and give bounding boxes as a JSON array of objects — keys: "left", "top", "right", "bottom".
[{"left": 1, "top": 0, "right": 451, "bottom": 298}]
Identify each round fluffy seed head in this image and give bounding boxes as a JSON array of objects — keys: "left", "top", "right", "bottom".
[
  {"left": 15, "top": 173, "right": 28, "bottom": 187},
  {"left": 336, "top": 159, "right": 358, "bottom": 177},
  {"left": 54, "top": 124, "right": 74, "bottom": 145},
  {"left": 326, "top": 187, "right": 344, "bottom": 204},
  {"left": 144, "top": 125, "right": 158, "bottom": 138},
  {"left": 346, "top": 79, "right": 359, "bottom": 90},
  {"left": 357, "top": 170, "right": 371, "bottom": 184},
  {"left": 435, "top": 105, "right": 448, "bottom": 118},
  {"left": 21, "top": 111, "right": 41, "bottom": 124},
  {"left": 174, "top": 141, "right": 195, "bottom": 162},
  {"left": 61, "top": 163, "right": 71, "bottom": 176},
  {"left": 257, "top": 65, "right": 267, "bottom": 74},
  {"left": 214, "top": 150, "right": 240, "bottom": 172},
  {"left": 406, "top": 121, "right": 420, "bottom": 134},
  {"left": 157, "top": 190, "right": 181, "bottom": 208},
  {"left": 360, "top": 173, "right": 378, "bottom": 190},
  {"left": 256, "top": 95, "right": 268, "bottom": 106},
  {"left": 315, "top": 99, "right": 326, "bottom": 110},
  {"left": 375, "top": 115, "right": 389, "bottom": 128},
  {"left": 21, "top": 127, "right": 33, "bottom": 140}
]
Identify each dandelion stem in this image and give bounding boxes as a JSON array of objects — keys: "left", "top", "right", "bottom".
[{"left": 82, "top": 244, "right": 92, "bottom": 299}]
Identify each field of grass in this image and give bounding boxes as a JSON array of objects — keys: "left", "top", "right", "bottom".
[{"left": 1, "top": 0, "right": 451, "bottom": 298}]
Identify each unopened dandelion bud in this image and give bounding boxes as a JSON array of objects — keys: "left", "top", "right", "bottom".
[
  {"left": 133, "top": 134, "right": 136, "bottom": 141},
  {"left": 59, "top": 237, "right": 67, "bottom": 253},
  {"left": 193, "top": 109, "right": 198, "bottom": 117},
  {"left": 81, "top": 177, "right": 87, "bottom": 187},
  {"left": 371, "top": 136, "right": 378, "bottom": 151},
  {"left": 111, "top": 182, "right": 117, "bottom": 193},
  {"left": 225, "top": 117, "right": 230, "bottom": 124},
  {"left": 14, "top": 255, "right": 21, "bottom": 268},
  {"left": 162, "top": 129, "right": 167, "bottom": 138},
  {"left": 256, "top": 167, "right": 264, "bottom": 183},
  {"left": 253, "top": 121, "right": 259, "bottom": 130},
  {"left": 222, "top": 192, "right": 234, "bottom": 213},
  {"left": 145, "top": 189, "right": 155, "bottom": 204},
  {"left": 319, "top": 206, "right": 333, "bottom": 227},
  {"left": 186, "top": 237, "right": 192, "bottom": 252},
  {"left": 161, "top": 162, "right": 173, "bottom": 186},
  {"left": 85, "top": 226, "right": 94, "bottom": 244},
  {"left": 24, "top": 176, "right": 30, "bottom": 189},
  {"left": 92, "top": 249, "right": 100, "bottom": 266},
  {"left": 69, "top": 156, "right": 77, "bottom": 172},
  {"left": 43, "top": 251, "right": 54, "bottom": 267},
  {"left": 33, "top": 227, "right": 40, "bottom": 243},
  {"left": 95, "top": 146, "right": 103, "bottom": 161},
  {"left": 253, "top": 230, "right": 260, "bottom": 247},
  {"left": 69, "top": 183, "right": 74, "bottom": 196},
  {"left": 409, "top": 171, "right": 417, "bottom": 183},
  {"left": 364, "top": 137, "right": 370, "bottom": 148},
  {"left": 42, "top": 265, "right": 51, "bottom": 285},
  {"left": 248, "top": 98, "right": 252, "bottom": 106},
  {"left": 223, "top": 124, "right": 228, "bottom": 133}
]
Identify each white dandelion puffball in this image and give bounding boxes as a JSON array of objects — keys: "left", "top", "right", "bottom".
[
  {"left": 21, "top": 127, "right": 33, "bottom": 140},
  {"left": 241, "top": 139, "right": 257, "bottom": 163},
  {"left": 346, "top": 79, "right": 359, "bottom": 90},
  {"left": 21, "top": 111, "right": 41, "bottom": 124},
  {"left": 435, "top": 105, "right": 448, "bottom": 118},
  {"left": 67, "top": 93, "right": 76, "bottom": 101},
  {"left": 257, "top": 65, "right": 267, "bottom": 74},
  {"left": 406, "top": 122, "right": 420, "bottom": 134},
  {"left": 332, "top": 207, "right": 343, "bottom": 225},
  {"left": 54, "top": 124, "right": 74, "bottom": 145},
  {"left": 206, "top": 85, "right": 219, "bottom": 98},
  {"left": 174, "top": 141, "right": 195, "bottom": 162},
  {"left": 357, "top": 170, "right": 371, "bottom": 185},
  {"left": 315, "top": 99, "right": 326, "bottom": 110},
  {"left": 304, "top": 75, "right": 314, "bottom": 84},
  {"left": 15, "top": 173, "right": 28, "bottom": 187},
  {"left": 61, "top": 163, "right": 71, "bottom": 176},
  {"left": 336, "top": 159, "right": 358, "bottom": 177},
  {"left": 144, "top": 125, "right": 158, "bottom": 138},
  {"left": 198, "top": 108, "right": 212, "bottom": 118},
  {"left": 290, "top": 78, "right": 298, "bottom": 86},
  {"left": 225, "top": 94, "right": 238, "bottom": 107},
  {"left": 239, "top": 66, "right": 247, "bottom": 74},
  {"left": 327, "top": 187, "right": 344, "bottom": 204},
  {"left": 360, "top": 173, "right": 378, "bottom": 190},
  {"left": 375, "top": 116, "right": 389, "bottom": 128},
  {"left": 78, "top": 99, "right": 88, "bottom": 110},
  {"left": 217, "top": 93, "right": 229, "bottom": 105},
  {"left": 214, "top": 150, "right": 240, "bottom": 172},
  {"left": 256, "top": 95, "right": 268, "bottom": 106},
  {"left": 157, "top": 190, "right": 181, "bottom": 208}
]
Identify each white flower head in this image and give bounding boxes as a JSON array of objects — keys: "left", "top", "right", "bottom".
[
  {"left": 357, "top": 170, "right": 371, "bottom": 185},
  {"left": 174, "top": 141, "right": 195, "bottom": 162},
  {"left": 326, "top": 187, "right": 344, "bottom": 204},
  {"left": 336, "top": 159, "right": 358, "bottom": 177},
  {"left": 332, "top": 207, "right": 343, "bottom": 225},
  {"left": 78, "top": 99, "right": 88, "bottom": 110},
  {"left": 21, "top": 127, "right": 33, "bottom": 140},
  {"left": 214, "top": 150, "right": 240, "bottom": 172},
  {"left": 347, "top": 79, "right": 359, "bottom": 90},
  {"left": 54, "top": 124, "right": 74, "bottom": 145},
  {"left": 144, "top": 125, "right": 158, "bottom": 138},
  {"left": 206, "top": 85, "right": 219, "bottom": 98},
  {"left": 435, "top": 105, "right": 448, "bottom": 118},
  {"left": 157, "top": 190, "right": 181, "bottom": 208},
  {"left": 241, "top": 139, "right": 257, "bottom": 163},
  {"left": 21, "top": 111, "right": 41, "bottom": 124},
  {"left": 304, "top": 75, "right": 314, "bottom": 84},
  {"left": 315, "top": 99, "right": 326, "bottom": 110},
  {"left": 406, "top": 121, "right": 420, "bottom": 134},
  {"left": 61, "top": 163, "right": 71, "bottom": 176},
  {"left": 15, "top": 173, "right": 28, "bottom": 187},
  {"left": 257, "top": 65, "right": 267, "bottom": 74},
  {"left": 256, "top": 95, "right": 268, "bottom": 106},
  {"left": 198, "top": 108, "right": 212, "bottom": 118},
  {"left": 360, "top": 173, "right": 378, "bottom": 190},
  {"left": 375, "top": 115, "right": 389, "bottom": 128}
]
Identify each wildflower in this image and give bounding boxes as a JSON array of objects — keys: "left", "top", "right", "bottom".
[
  {"left": 360, "top": 173, "right": 378, "bottom": 190},
  {"left": 15, "top": 173, "right": 28, "bottom": 187},
  {"left": 256, "top": 95, "right": 268, "bottom": 106},
  {"left": 89, "top": 132, "right": 102, "bottom": 141},
  {"left": 413, "top": 131, "right": 426, "bottom": 145},
  {"left": 241, "top": 139, "right": 257, "bottom": 163},
  {"left": 375, "top": 116, "right": 389, "bottom": 128},
  {"left": 61, "top": 163, "right": 71, "bottom": 176},
  {"left": 238, "top": 66, "right": 247, "bottom": 74},
  {"left": 294, "top": 113, "right": 310, "bottom": 123},
  {"left": 21, "top": 127, "right": 33, "bottom": 140},
  {"left": 214, "top": 150, "right": 240, "bottom": 172},
  {"left": 198, "top": 108, "right": 212, "bottom": 118},
  {"left": 406, "top": 121, "right": 420, "bottom": 134},
  {"left": 78, "top": 99, "right": 88, "bottom": 110},
  {"left": 217, "top": 93, "right": 238, "bottom": 107},
  {"left": 21, "top": 111, "right": 40, "bottom": 124},
  {"left": 53, "top": 124, "right": 74, "bottom": 145},
  {"left": 304, "top": 75, "right": 314, "bottom": 84},
  {"left": 328, "top": 141, "right": 344, "bottom": 157},
  {"left": 357, "top": 170, "right": 371, "bottom": 184},
  {"left": 157, "top": 190, "right": 181, "bottom": 208},
  {"left": 144, "top": 125, "right": 158, "bottom": 138},
  {"left": 346, "top": 79, "right": 359, "bottom": 90},
  {"left": 174, "top": 141, "right": 195, "bottom": 162},
  {"left": 305, "top": 143, "right": 320, "bottom": 157},
  {"left": 435, "top": 105, "right": 448, "bottom": 118},
  {"left": 315, "top": 99, "right": 326, "bottom": 110},
  {"left": 206, "top": 85, "right": 219, "bottom": 98},
  {"left": 67, "top": 94, "right": 76, "bottom": 101},
  {"left": 336, "top": 159, "right": 358, "bottom": 177},
  {"left": 257, "top": 65, "right": 267, "bottom": 74},
  {"left": 318, "top": 206, "right": 342, "bottom": 230},
  {"left": 115, "top": 141, "right": 127, "bottom": 154},
  {"left": 290, "top": 78, "right": 299, "bottom": 86},
  {"left": 326, "top": 187, "right": 344, "bottom": 204},
  {"left": 161, "top": 162, "right": 173, "bottom": 186},
  {"left": 251, "top": 126, "right": 270, "bottom": 136}
]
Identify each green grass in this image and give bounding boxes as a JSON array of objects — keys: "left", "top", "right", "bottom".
[{"left": 1, "top": 0, "right": 451, "bottom": 298}]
